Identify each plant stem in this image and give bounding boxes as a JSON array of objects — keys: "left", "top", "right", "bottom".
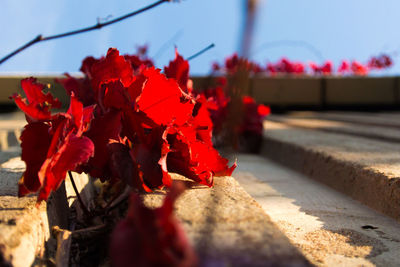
[
  {"left": 187, "top": 43, "right": 215, "bottom": 61},
  {"left": 68, "top": 171, "right": 90, "bottom": 216},
  {"left": 0, "top": 0, "right": 170, "bottom": 65}
]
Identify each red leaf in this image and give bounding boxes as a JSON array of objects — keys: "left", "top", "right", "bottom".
[
  {"left": 56, "top": 74, "right": 95, "bottom": 107},
  {"left": 67, "top": 93, "right": 95, "bottom": 136},
  {"left": 190, "top": 96, "right": 214, "bottom": 147},
  {"left": 90, "top": 48, "right": 134, "bottom": 92},
  {"left": 11, "top": 78, "right": 61, "bottom": 121},
  {"left": 103, "top": 80, "right": 132, "bottom": 110},
  {"left": 164, "top": 49, "right": 191, "bottom": 93},
  {"left": 130, "top": 127, "right": 171, "bottom": 189},
  {"left": 110, "top": 182, "right": 197, "bottom": 267},
  {"left": 108, "top": 142, "right": 150, "bottom": 191},
  {"left": 137, "top": 67, "right": 194, "bottom": 126},
  {"left": 18, "top": 122, "right": 51, "bottom": 195},
  {"left": 167, "top": 126, "right": 236, "bottom": 186},
  {"left": 84, "top": 110, "right": 122, "bottom": 180},
  {"left": 38, "top": 135, "right": 94, "bottom": 202}
]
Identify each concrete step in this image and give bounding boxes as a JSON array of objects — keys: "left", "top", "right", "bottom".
[
  {"left": 262, "top": 116, "right": 400, "bottom": 221},
  {"left": 0, "top": 154, "right": 311, "bottom": 266},
  {"left": 235, "top": 154, "right": 400, "bottom": 266},
  {"left": 286, "top": 111, "right": 400, "bottom": 129},
  {"left": 269, "top": 114, "right": 400, "bottom": 143},
  {"left": 145, "top": 175, "right": 311, "bottom": 266},
  {"left": 0, "top": 154, "right": 89, "bottom": 267}
]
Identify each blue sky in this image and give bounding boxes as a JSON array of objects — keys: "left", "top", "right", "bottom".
[{"left": 1, "top": 0, "right": 400, "bottom": 75}]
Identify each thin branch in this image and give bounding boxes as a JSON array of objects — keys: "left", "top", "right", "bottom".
[
  {"left": 68, "top": 171, "right": 90, "bottom": 217},
  {"left": 0, "top": 0, "right": 170, "bottom": 65},
  {"left": 187, "top": 43, "right": 215, "bottom": 61}
]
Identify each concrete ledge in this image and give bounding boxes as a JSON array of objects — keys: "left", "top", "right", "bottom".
[
  {"left": 325, "top": 77, "right": 397, "bottom": 105},
  {"left": 144, "top": 175, "right": 311, "bottom": 266},
  {"left": 2, "top": 75, "right": 400, "bottom": 109},
  {"left": 0, "top": 155, "right": 88, "bottom": 267},
  {"left": 0, "top": 154, "right": 311, "bottom": 265},
  {"left": 235, "top": 154, "right": 400, "bottom": 266},
  {"left": 251, "top": 77, "right": 321, "bottom": 105},
  {"left": 262, "top": 120, "right": 400, "bottom": 221}
]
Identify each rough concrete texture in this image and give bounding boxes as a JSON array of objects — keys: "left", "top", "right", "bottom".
[
  {"left": 0, "top": 156, "right": 84, "bottom": 266},
  {"left": 262, "top": 119, "right": 400, "bottom": 221},
  {"left": 235, "top": 154, "right": 400, "bottom": 266},
  {"left": 269, "top": 114, "right": 400, "bottom": 143},
  {"left": 288, "top": 111, "right": 400, "bottom": 129},
  {"left": 143, "top": 175, "right": 311, "bottom": 267},
  {"left": 0, "top": 157, "right": 50, "bottom": 267}
]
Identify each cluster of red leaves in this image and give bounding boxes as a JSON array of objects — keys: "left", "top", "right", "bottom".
[
  {"left": 367, "top": 54, "right": 393, "bottom": 70},
  {"left": 195, "top": 78, "right": 270, "bottom": 140},
  {"left": 199, "top": 54, "right": 271, "bottom": 150},
  {"left": 11, "top": 78, "right": 95, "bottom": 201},
  {"left": 12, "top": 47, "right": 239, "bottom": 266},
  {"left": 267, "top": 58, "right": 305, "bottom": 74},
  {"left": 213, "top": 53, "right": 393, "bottom": 76},
  {"left": 14, "top": 48, "right": 235, "bottom": 203},
  {"left": 212, "top": 53, "right": 263, "bottom": 74}
]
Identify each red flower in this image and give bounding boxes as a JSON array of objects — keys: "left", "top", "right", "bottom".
[
  {"left": 267, "top": 58, "right": 305, "bottom": 75},
  {"left": 110, "top": 182, "right": 198, "bottom": 267},
  {"left": 367, "top": 54, "right": 392, "bottom": 70},
  {"left": 351, "top": 60, "right": 368, "bottom": 75},
  {"left": 309, "top": 61, "right": 333, "bottom": 75},
  {"left": 338, "top": 60, "right": 350, "bottom": 74}
]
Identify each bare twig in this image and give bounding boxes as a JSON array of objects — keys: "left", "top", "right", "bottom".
[
  {"left": 68, "top": 171, "right": 90, "bottom": 217},
  {"left": 187, "top": 43, "right": 215, "bottom": 61},
  {"left": 106, "top": 186, "right": 131, "bottom": 213},
  {"left": 0, "top": 0, "right": 170, "bottom": 65}
]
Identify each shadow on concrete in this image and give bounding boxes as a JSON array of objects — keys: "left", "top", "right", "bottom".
[{"left": 235, "top": 153, "right": 400, "bottom": 266}]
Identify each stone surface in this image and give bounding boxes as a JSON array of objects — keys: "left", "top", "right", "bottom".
[
  {"left": 0, "top": 157, "right": 50, "bottom": 267},
  {"left": 0, "top": 156, "right": 85, "bottom": 267},
  {"left": 269, "top": 114, "right": 400, "bottom": 143},
  {"left": 262, "top": 119, "right": 400, "bottom": 221},
  {"left": 235, "top": 154, "right": 400, "bottom": 266},
  {"left": 143, "top": 175, "right": 311, "bottom": 267}
]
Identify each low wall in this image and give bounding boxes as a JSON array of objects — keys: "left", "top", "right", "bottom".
[{"left": 1, "top": 75, "right": 400, "bottom": 110}]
